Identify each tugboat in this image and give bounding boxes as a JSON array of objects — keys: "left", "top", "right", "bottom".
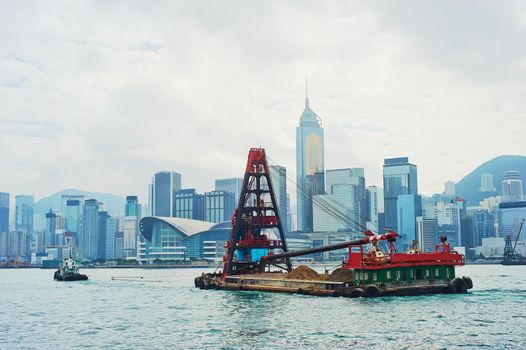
[
  {"left": 53, "top": 248, "right": 88, "bottom": 281},
  {"left": 194, "top": 148, "right": 473, "bottom": 297}
]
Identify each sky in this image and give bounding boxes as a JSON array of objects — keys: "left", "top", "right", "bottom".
[{"left": 1, "top": 0, "right": 526, "bottom": 204}]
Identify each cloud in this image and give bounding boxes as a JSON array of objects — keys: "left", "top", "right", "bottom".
[{"left": 0, "top": 0, "right": 525, "bottom": 206}]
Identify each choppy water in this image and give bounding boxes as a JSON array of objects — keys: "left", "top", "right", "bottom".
[{"left": 1, "top": 265, "right": 525, "bottom": 349}]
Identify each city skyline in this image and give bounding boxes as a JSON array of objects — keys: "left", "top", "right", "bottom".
[{"left": 2, "top": 2, "right": 526, "bottom": 201}]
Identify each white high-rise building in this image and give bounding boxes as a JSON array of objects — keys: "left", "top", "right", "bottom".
[
  {"left": 480, "top": 173, "right": 496, "bottom": 192},
  {"left": 444, "top": 181, "right": 456, "bottom": 196}
]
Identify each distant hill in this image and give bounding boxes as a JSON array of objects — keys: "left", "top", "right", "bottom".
[
  {"left": 35, "top": 189, "right": 126, "bottom": 216},
  {"left": 456, "top": 155, "right": 526, "bottom": 206}
]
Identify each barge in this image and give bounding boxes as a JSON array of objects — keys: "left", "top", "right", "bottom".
[{"left": 195, "top": 148, "right": 472, "bottom": 298}]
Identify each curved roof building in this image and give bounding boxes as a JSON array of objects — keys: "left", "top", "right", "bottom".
[{"left": 138, "top": 217, "right": 231, "bottom": 261}]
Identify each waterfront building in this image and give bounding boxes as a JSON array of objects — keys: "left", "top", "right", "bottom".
[
  {"left": 204, "top": 190, "right": 235, "bottom": 223},
  {"left": 436, "top": 199, "right": 466, "bottom": 247},
  {"left": 416, "top": 217, "right": 438, "bottom": 252},
  {"left": 148, "top": 171, "right": 182, "bottom": 216},
  {"left": 0, "top": 231, "right": 28, "bottom": 260},
  {"left": 296, "top": 94, "right": 325, "bottom": 232},
  {"left": 173, "top": 189, "right": 205, "bottom": 220},
  {"left": 79, "top": 199, "right": 99, "bottom": 260},
  {"left": 138, "top": 217, "right": 230, "bottom": 261},
  {"left": 269, "top": 165, "right": 288, "bottom": 232},
  {"left": 498, "top": 201, "right": 526, "bottom": 241},
  {"left": 444, "top": 181, "right": 456, "bottom": 196},
  {"left": 366, "top": 186, "right": 383, "bottom": 232},
  {"left": 502, "top": 171, "right": 523, "bottom": 202},
  {"left": 480, "top": 173, "right": 496, "bottom": 192},
  {"left": 97, "top": 211, "right": 110, "bottom": 259},
  {"left": 105, "top": 217, "right": 118, "bottom": 260},
  {"left": 396, "top": 194, "right": 423, "bottom": 250},
  {"left": 114, "top": 231, "right": 124, "bottom": 259},
  {"left": 44, "top": 209, "right": 56, "bottom": 247},
  {"left": 471, "top": 209, "right": 496, "bottom": 247},
  {"left": 123, "top": 216, "right": 137, "bottom": 258},
  {"left": 383, "top": 157, "right": 418, "bottom": 233},
  {"left": 15, "top": 195, "right": 34, "bottom": 236},
  {"left": 475, "top": 237, "right": 505, "bottom": 258},
  {"left": 0, "top": 192, "right": 9, "bottom": 234},
  {"left": 215, "top": 178, "right": 243, "bottom": 203},
  {"left": 60, "top": 194, "right": 85, "bottom": 213},
  {"left": 64, "top": 199, "right": 81, "bottom": 234}
]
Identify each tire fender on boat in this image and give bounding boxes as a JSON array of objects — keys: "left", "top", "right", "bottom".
[
  {"left": 462, "top": 276, "right": 473, "bottom": 289},
  {"left": 452, "top": 277, "right": 468, "bottom": 294},
  {"left": 365, "top": 285, "right": 380, "bottom": 298},
  {"left": 349, "top": 288, "right": 364, "bottom": 298}
]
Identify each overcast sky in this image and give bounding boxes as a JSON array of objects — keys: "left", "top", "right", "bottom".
[{"left": 1, "top": 0, "right": 526, "bottom": 204}]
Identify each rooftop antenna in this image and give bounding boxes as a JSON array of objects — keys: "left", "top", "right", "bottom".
[{"left": 305, "top": 76, "right": 309, "bottom": 108}]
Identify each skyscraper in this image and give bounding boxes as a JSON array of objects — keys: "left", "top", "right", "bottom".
[
  {"left": 0, "top": 192, "right": 9, "bottom": 234},
  {"left": 80, "top": 199, "right": 99, "bottom": 260},
  {"left": 269, "top": 165, "right": 288, "bottom": 232},
  {"left": 148, "top": 171, "right": 182, "bottom": 216},
  {"left": 44, "top": 209, "right": 56, "bottom": 247},
  {"left": 396, "top": 194, "right": 423, "bottom": 250},
  {"left": 173, "top": 189, "right": 205, "bottom": 220},
  {"left": 15, "top": 195, "right": 34, "bottom": 236},
  {"left": 65, "top": 199, "right": 81, "bottom": 233},
  {"left": 98, "top": 211, "right": 110, "bottom": 259},
  {"left": 296, "top": 94, "right": 324, "bottom": 232},
  {"left": 480, "top": 173, "right": 496, "bottom": 192},
  {"left": 215, "top": 178, "right": 243, "bottom": 204},
  {"left": 383, "top": 157, "right": 418, "bottom": 232},
  {"left": 502, "top": 171, "right": 523, "bottom": 202},
  {"left": 204, "top": 190, "right": 235, "bottom": 223},
  {"left": 105, "top": 216, "right": 118, "bottom": 260},
  {"left": 125, "top": 196, "right": 140, "bottom": 217},
  {"left": 313, "top": 168, "right": 365, "bottom": 233},
  {"left": 366, "top": 186, "right": 383, "bottom": 232}
]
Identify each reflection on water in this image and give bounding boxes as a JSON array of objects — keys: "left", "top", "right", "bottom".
[{"left": 1, "top": 265, "right": 526, "bottom": 349}]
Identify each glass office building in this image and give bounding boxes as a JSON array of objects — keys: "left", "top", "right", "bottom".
[
  {"left": 383, "top": 157, "right": 418, "bottom": 232},
  {"left": 396, "top": 194, "right": 422, "bottom": 250},
  {"left": 15, "top": 195, "right": 34, "bottom": 236},
  {"left": 149, "top": 171, "right": 181, "bottom": 216},
  {"left": 173, "top": 189, "right": 205, "bottom": 220},
  {"left": 0, "top": 192, "right": 9, "bottom": 234},
  {"left": 269, "top": 165, "right": 288, "bottom": 232},
  {"left": 215, "top": 178, "right": 243, "bottom": 204},
  {"left": 204, "top": 190, "right": 235, "bottom": 223}
]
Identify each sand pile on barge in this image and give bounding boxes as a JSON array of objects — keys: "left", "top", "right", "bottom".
[
  {"left": 327, "top": 268, "right": 354, "bottom": 282},
  {"left": 286, "top": 265, "right": 322, "bottom": 280}
]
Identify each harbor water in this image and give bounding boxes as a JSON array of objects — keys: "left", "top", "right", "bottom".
[{"left": 1, "top": 264, "right": 525, "bottom": 349}]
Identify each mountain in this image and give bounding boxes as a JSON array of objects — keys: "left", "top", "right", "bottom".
[
  {"left": 456, "top": 155, "right": 526, "bottom": 206},
  {"left": 35, "top": 189, "right": 127, "bottom": 216}
]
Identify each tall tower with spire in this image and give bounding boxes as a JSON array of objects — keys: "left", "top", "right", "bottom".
[{"left": 296, "top": 85, "right": 325, "bottom": 232}]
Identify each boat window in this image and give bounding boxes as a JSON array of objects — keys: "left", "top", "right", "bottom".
[
  {"left": 386, "top": 271, "right": 391, "bottom": 280},
  {"left": 372, "top": 273, "right": 377, "bottom": 281},
  {"left": 416, "top": 269, "right": 423, "bottom": 279},
  {"left": 364, "top": 272, "right": 369, "bottom": 280},
  {"left": 396, "top": 271, "right": 401, "bottom": 281},
  {"left": 402, "top": 270, "right": 407, "bottom": 280},
  {"left": 446, "top": 268, "right": 450, "bottom": 278},
  {"left": 410, "top": 270, "right": 414, "bottom": 279},
  {"left": 435, "top": 269, "right": 439, "bottom": 277},
  {"left": 426, "top": 269, "right": 430, "bottom": 278}
]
